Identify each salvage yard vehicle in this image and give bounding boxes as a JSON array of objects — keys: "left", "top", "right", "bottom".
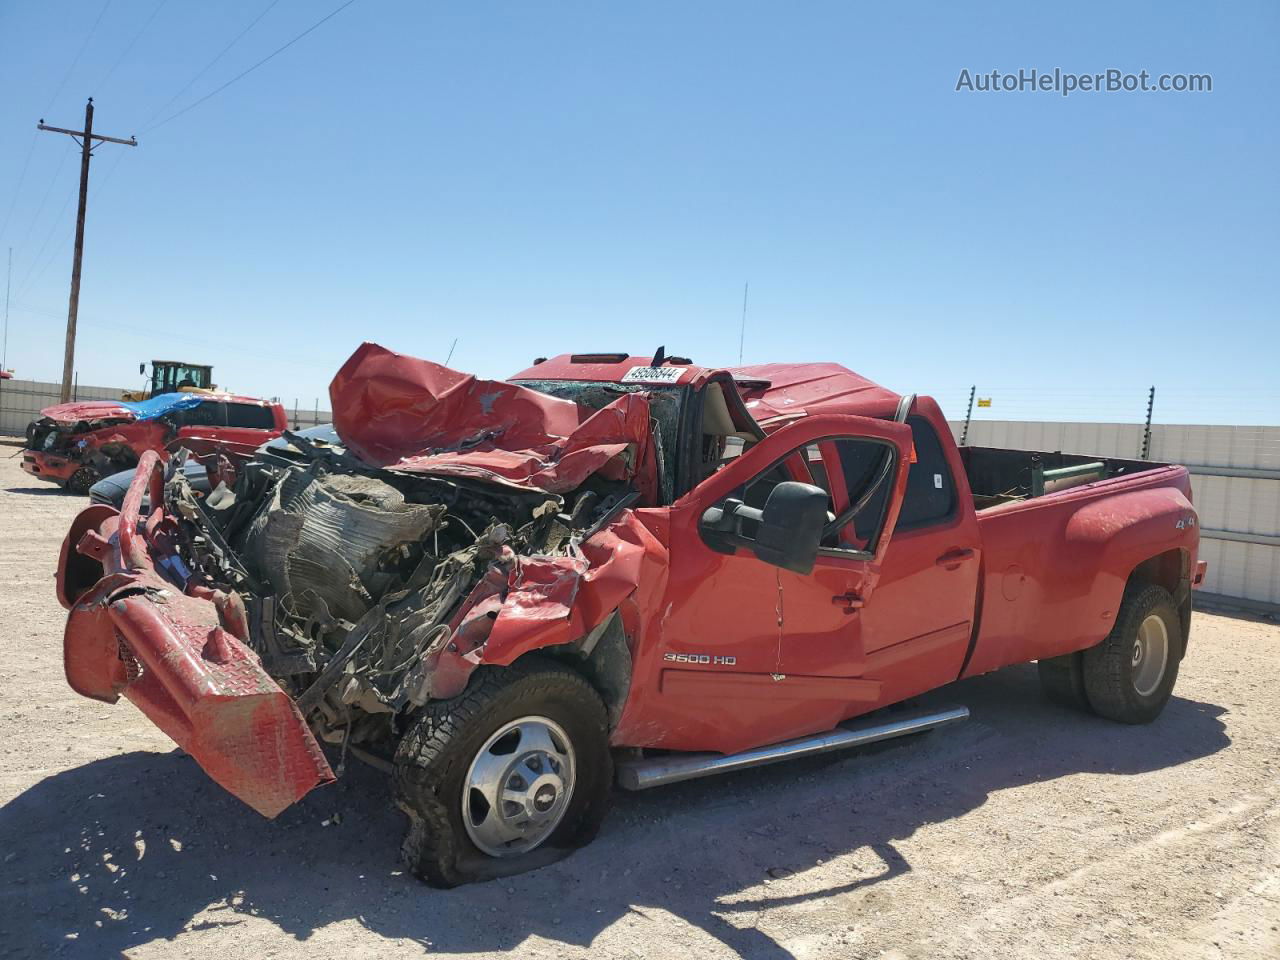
[
  {"left": 120, "top": 359, "right": 217, "bottom": 402},
  {"left": 23, "top": 392, "right": 285, "bottom": 493},
  {"left": 55, "top": 344, "right": 1206, "bottom": 886}
]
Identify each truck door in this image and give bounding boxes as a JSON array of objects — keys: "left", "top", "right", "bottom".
[
  {"left": 652, "top": 414, "right": 911, "bottom": 754},
  {"left": 219, "top": 401, "right": 281, "bottom": 447},
  {"left": 173, "top": 398, "right": 224, "bottom": 439},
  {"left": 769, "top": 434, "right": 913, "bottom": 681},
  {"left": 857, "top": 408, "right": 982, "bottom": 704}
]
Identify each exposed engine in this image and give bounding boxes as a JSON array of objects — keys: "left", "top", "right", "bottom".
[{"left": 164, "top": 430, "right": 636, "bottom": 754}]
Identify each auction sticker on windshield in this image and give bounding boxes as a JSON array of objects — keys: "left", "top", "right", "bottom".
[{"left": 621, "top": 366, "right": 687, "bottom": 384}]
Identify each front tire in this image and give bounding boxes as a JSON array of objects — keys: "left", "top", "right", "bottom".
[
  {"left": 393, "top": 658, "right": 612, "bottom": 887},
  {"left": 67, "top": 466, "right": 100, "bottom": 495},
  {"left": 1083, "top": 583, "right": 1183, "bottom": 724}
]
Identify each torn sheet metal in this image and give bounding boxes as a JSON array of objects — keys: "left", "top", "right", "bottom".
[
  {"left": 330, "top": 342, "right": 657, "bottom": 495},
  {"left": 59, "top": 452, "right": 334, "bottom": 816},
  {"left": 483, "top": 509, "right": 667, "bottom": 666}
]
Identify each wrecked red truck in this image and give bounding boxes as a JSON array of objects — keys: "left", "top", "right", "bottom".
[
  {"left": 23, "top": 392, "right": 286, "bottom": 493},
  {"left": 56, "top": 344, "right": 1206, "bottom": 885}
]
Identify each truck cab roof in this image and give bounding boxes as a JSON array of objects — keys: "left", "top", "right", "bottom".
[{"left": 508, "top": 353, "right": 902, "bottom": 426}]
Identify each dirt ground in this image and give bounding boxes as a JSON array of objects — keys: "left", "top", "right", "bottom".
[{"left": 1, "top": 449, "right": 1278, "bottom": 960}]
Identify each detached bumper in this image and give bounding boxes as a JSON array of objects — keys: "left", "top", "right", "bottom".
[
  {"left": 22, "top": 450, "right": 78, "bottom": 484},
  {"left": 58, "top": 452, "right": 334, "bottom": 817}
]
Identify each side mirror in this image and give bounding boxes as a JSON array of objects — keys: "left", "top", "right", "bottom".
[
  {"left": 139, "top": 362, "right": 146, "bottom": 375},
  {"left": 700, "top": 481, "right": 829, "bottom": 575}
]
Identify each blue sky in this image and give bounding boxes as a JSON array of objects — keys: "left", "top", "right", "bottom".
[{"left": 0, "top": 1, "right": 1276, "bottom": 424}]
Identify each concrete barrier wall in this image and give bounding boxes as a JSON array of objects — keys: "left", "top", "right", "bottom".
[
  {"left": 952, "top": 419, "right": 1280, "bottom": 609},
  {"left": 0, "top": 378, "right": 128, "bottom": 437}
]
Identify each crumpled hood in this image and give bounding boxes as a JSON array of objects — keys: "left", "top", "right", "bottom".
[
  {"left": 39, "top": 392, "right": 207, "bottom": 426},
  {"left": 39, "top": 400, "right": 137, "bottom": 425},
  {"left": 330, "top": 342, "right": 658, "bottom": 496}
]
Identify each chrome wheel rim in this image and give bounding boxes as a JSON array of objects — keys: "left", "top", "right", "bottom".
[
  {"left": 1131, "top": 613, "right": 1169, "bottom": 697},
  {"left": 462, "top": 716, "right": 576, "bottom": 858}
]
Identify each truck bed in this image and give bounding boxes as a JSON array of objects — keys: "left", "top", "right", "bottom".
[{"left": 959, "top": 445, "right": 1172, "bottom": 510}]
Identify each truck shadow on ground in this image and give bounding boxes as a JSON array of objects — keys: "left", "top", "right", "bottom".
[
  {"left": 2, "top": 665, "right": 1229, "bottom": 959},
  {"left": 2, "top": 484, "right": 71, "bottom": 496}
]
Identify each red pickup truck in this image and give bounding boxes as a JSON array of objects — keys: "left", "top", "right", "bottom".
[
  {"left": 23, "top": 393, "right": 286, "bottom": 493},
  {"left": 56, "top": 344, "right": 1205, "bottom": 886}
]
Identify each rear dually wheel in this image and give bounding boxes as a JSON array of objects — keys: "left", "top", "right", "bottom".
[{"left": 1082, "top": 583, "right": 1183, "bottom": 724}]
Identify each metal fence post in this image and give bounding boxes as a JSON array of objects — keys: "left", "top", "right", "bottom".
[
  {"left": 1141, "top": 386, "right": 1155, "bottom": 459},
  {"left": 960, "top": 385, "right": 975, "bottom": 445}
]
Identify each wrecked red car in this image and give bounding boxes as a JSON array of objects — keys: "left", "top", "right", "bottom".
[
  {"left": 23, "top": 393, "right": 286, "bottom": 493},
  {"left": 56, "top": 344, "right": 1205, "bottom": 885}
]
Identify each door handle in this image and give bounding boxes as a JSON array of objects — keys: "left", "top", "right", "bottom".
[
  {"left": 832, "top": 590, "right": 864, "bottom": 612},
  {"left": 935, "top": 548, "right": 975, "bottom": 570}
]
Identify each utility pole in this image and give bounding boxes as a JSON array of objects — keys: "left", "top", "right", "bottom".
[{"left": 38, "top": 99, "right": 137, "bottom": 401}]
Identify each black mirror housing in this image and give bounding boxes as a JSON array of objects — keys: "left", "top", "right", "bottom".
[
  {"left": 699, "top": 481, "right": 829, "bottom": 574},
  {"left": 754, "top": 481, "right": 829, "bottom": 574}
]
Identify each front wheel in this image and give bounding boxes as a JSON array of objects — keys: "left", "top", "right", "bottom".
[
  {"left": 393, "top": 659, "right": 612, "bottom": 887},
  {"left": 67, "top": 466, "right": 101, "bottom": 495},
  {"left": 1083, "top": 583, "right": 1183, "bottom": 724}
]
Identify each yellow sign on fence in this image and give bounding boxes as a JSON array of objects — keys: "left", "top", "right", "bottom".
[{"left": 976, "top": 398, "right": 992, "bottom": 408}]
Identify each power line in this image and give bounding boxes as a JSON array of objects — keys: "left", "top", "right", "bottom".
[
  {"left": 16, "top": 190, "right": 77, "bottom": 300},
  {"left": 11, "top": 141, "right": 75, "bottom": 270},
  {"left": 138, "top": 0, "right": 284, "bottom": 130},
  {"left": 43, "top": 0, "right": 115, "bottom": 115},
  {"left": 0, "top": 134, "right": 39, "bottom": 246},
  {"left": 17, "top": 147, "right": 129, "bottom": 303},
  {"left": 96, "top": 0, "right": 171, "bottom": 95},
  {"left": 144, "top": 0, "right": 360, "bottom": 133},
  {"left": 2, "top": 0, "right": 112, "bottom": 254}
]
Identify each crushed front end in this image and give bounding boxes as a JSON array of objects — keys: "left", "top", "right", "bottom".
[
  {"left": 57, "top": 343, "right": 661, "bottom": 817},
  {"left": 58, "top": 452, "right": 335, "bottom": 816},
  {"left": 24, "top": 401, "right": 171, "bottom": 490}
]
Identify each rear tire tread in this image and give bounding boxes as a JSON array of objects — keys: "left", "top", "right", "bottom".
[{"left": 1082, "top": 582, "right": 1182, "bottom": 724}]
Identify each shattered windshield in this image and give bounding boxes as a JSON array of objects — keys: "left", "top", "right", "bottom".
[{"left": 512, "top": 379, "right": 686, "bottom": 504}]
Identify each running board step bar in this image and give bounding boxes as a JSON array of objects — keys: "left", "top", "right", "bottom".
[{"left": 615, "top": 705, "right": 969, "bottom": 791}]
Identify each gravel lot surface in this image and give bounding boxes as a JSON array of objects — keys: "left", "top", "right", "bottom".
[{"left": 1, "top": 449, "right": 1277, "bottom": 960}]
